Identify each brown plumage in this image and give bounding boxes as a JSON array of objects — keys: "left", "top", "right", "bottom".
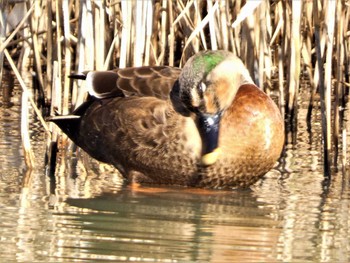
[{"left": 49, "top": 50, "right": 284, "bottom": 189}]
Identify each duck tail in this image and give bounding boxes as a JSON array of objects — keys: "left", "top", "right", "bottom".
[
  {"left": 47, "top": 115, "right": 81, "bottom": 143},
  {"left": 47, "top": 97, "right": 95, "bottom": 143}
]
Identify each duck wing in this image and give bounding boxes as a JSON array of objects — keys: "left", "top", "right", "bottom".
[
  {"left": 63, "top": 67, "right": 200, "bottom": 179},
  {"left": 49, "top": 66, "right": 189, "bottom": 166},
  {"left": 70, "top": 66, "right": 181, "bottom": 100},
  {"left": 77, "top": 95, "right": 200, "bottom": 175}
]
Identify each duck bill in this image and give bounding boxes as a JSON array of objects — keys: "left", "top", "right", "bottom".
[{"left": 197, "top": 113, "right": 222, "bottom": 166}]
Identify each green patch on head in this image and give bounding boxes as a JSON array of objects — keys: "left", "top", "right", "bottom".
[{"left": 193, "top": 51, "right": 226, "bottom": 74}]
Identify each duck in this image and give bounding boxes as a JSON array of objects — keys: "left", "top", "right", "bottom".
[{"left": 49, "top": 50, "right": 284, "bottom": 189}]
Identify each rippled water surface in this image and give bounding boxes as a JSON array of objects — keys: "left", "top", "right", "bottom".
[{"left": 1, "top": 79, "right": 350, "bottom": 262}]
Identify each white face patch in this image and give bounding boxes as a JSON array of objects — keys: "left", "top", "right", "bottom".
[
  {"left": 199, "top": 82, "right": 207, "bottom": 93},
  {"left": 190, "top": 87, "right": 200, "bottom": 107}
]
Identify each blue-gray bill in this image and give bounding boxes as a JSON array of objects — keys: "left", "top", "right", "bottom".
[{"left": 197, "top": 112, "right": 222, "bottom": 166}]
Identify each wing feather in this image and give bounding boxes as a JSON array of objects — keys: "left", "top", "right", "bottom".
[{"left": 84, "top": 66, "right": 181, "bottom": 100}]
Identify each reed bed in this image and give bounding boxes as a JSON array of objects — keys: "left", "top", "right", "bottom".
[{"left": 0, "top": 0, "right": 349, "bottom": 178}]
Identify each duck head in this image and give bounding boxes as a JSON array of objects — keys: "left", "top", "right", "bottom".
[{"left": 171, "top": 50, "right": 254, "bottom": 166}]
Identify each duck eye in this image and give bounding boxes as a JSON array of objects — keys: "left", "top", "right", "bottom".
[{"left": 198, "top": 82, "right": 206, "bottom": 94}]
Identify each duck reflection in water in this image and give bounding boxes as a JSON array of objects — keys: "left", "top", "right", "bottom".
[
  {"left": 49, "top": 50, "right": 284, "bottom": 189},
  {"left": 65, "top": 188, "right": 281, "bottom": 262}
]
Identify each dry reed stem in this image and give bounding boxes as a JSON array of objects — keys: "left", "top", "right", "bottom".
[
  {"left": 54, "top": 0, "right": 62, "bottom": 114},
  {"left": 207, "top": 0, "right": 217, "bottom": 50},
  {"left": 218, "top": 0, "right": 228, "bottom": 50},
  {"left": 158, "top": 0, "right": 168, "bottom": 65},
  {"left": 21, "top": 86, "right": 35, "bottom": 168},
  {"left": 324, "top": 0, "right": 336, "bottom": 168},
  {"left": 287, "top": 1, "right": 301, "bottom": 127},
  {"left": 28, "top": 1, "right": 45, "bottom": 95},
  {"left": 133, "top": 1, "right": 144, "bottom": 66},
  {"left": 144, "top": 0, "right": 153, "bottom": 66},
  {"left": 231, "top": 1, "right": 262, "bottom": 29},
  {"left": 168, "top": 0, "right": 175, "bottom": 66},
  {"left": 0, "top": 3, "right": 6, "bottom": 87},
  {"left": 46, "top": 0, "right": 53, "bottom": 104},
  {"left": 278, "top": 46, "right": 285, "bottom": 117},
  {"left": 4, "top": 48, "right": 50, "bottom": 133},
  {"left": 313, "top": 0, "right": 331, "bottom": 177},
  {"left": 95, "top": 1, "right": 106, "bottom": 70},
  {"left": 62, "top": 0, "right": 71, "bottom": 115},
  {"left": 333, "top": 0, "right": 344, "bottom": 167},
  {"left": 104, "top": 33, "right": 117, "bottom": 70},
  {"left": 119, "top": 0, "right": 132, "bottom": 68},
  {"left": 195, "top": 1, "right": 208, "bottom": 51},
  {"left": 304, "top": 1, "right": 316, "bottom": 128},
  {"left": 181, "top": 1, "right": 219, "bottom": 63},
  {"left": 0, "top": 3, "right": 34, "bottom": 53}
]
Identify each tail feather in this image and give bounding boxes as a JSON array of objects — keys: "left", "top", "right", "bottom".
[
  {"left": 47, "top": 115, "right": 81, "bottom": 143},
  {"left": 47, "top": 97, "right": 95, "bottom": 143}
]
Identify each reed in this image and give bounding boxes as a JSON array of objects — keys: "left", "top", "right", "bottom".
[
  {"left": 313, "top": 0, "right": 330, "bottom": 178},
  {"left": 1, "top": 0, "right": 349, "bottom": 178}
]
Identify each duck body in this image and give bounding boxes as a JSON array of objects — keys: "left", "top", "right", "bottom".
[{"left": 50, "top": 51, "right": 284, "bottom": 189}]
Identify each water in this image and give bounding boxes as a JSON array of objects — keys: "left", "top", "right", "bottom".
[{"left": 0, "top": 78, "right": 350, "bottom": 262}]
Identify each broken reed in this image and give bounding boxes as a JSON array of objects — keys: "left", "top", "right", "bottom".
[{"left": 0, "top": 0, "right": 349, "bottom": 177}]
